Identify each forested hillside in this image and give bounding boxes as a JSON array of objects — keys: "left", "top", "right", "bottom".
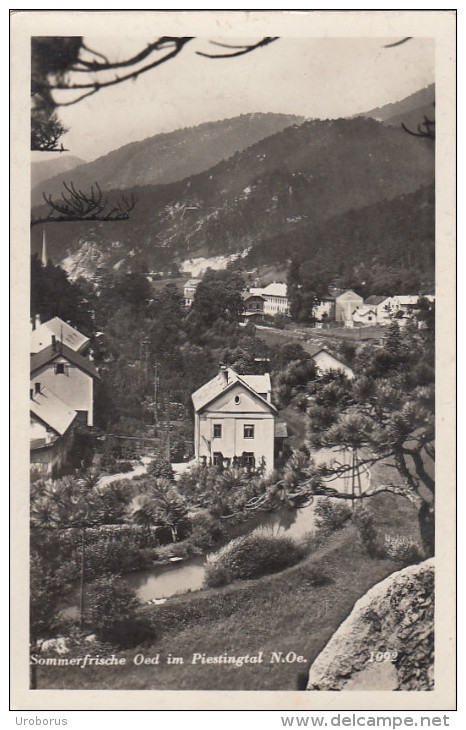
[
  {"left": 32, "top": 115, "right": 434, "bottom": 288},
  {"left": 31, "top": 113, "right": 303, "bottom": 205}
]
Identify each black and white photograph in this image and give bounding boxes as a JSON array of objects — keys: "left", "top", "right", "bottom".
[{"left": 11, "top": 9, "right": 455, "bottom": 711}]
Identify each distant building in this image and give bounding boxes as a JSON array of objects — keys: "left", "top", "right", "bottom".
[
  {"left": 313, "top": 297, "right": 336, "bottom": 321},
  {"left": 192, "top": 366, "right": 278, "bottom": 474},
  {"left": 242, "top": 291, "right": 265, "bottom": 322},
  {"left": 334, "top": 290, "right": 364, "bottom": 323},
  {"left": 352, "top": 304, "right": 377, "bottom": 326},
  {"left": 307, "top": 344, "right": 354, "bottom": 379},
  {"left": 260, "top": 282, "right": 290, "bottom": 316},
  {"left": 246, "top": 282, "right": 289, "bottom": 316},
  {"left": 393, "top": 295, "right": 420, "bottom": 313},
  {"left": 364, "top": 296, "right": 399, "bottom": 325},
  {"left": 184, "top": 278, "right": 202, "bottom": 307}
]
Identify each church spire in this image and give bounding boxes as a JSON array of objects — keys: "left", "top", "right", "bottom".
[{"left": 41, "top": 228, "right": 47, "bottom": 266}]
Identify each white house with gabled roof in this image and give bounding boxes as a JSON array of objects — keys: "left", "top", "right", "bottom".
[{"left": 191, "top": 366, "right": 277, "bottom": 473}]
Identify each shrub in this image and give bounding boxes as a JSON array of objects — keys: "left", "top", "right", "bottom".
[
  {"left": 314, "top": 498, "right": 352, "bottom": 532},
  {"left": 113, "top": 460, "right": 134, "bottom": 474},
  {"left": 189, "top": 511, "right": 225, "bottom": 550},
  {"left": 204, "top": 534, "right": 305, "bottom": 587},
  {"left": 352, "top": 504, "right": 381, "bottom": 558},
  {"left": 147, "top": 458, "right": 174, "bottom": 481},
  {"left": 383, "top": 535, "right": 423, "bottom": 566},
  {"left": 203, "top": 562, "right": 231, "bottom": 588},
  {"left": 85, "top": 575, "right": 152, "bottom": 646}
]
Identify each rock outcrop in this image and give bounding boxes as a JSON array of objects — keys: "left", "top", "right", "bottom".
[{"left": 307, "top": 558, "right": 434, "bottom": 691}]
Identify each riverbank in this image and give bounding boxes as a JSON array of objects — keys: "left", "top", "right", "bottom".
[{"left": 36, "top": 491, "right": 419, "bottom": 690}]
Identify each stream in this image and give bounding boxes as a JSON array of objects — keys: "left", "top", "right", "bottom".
[{"left": 61, "top": 448, "right": 370, "bottom": 613}]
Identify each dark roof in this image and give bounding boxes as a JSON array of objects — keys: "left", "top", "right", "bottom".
[
  {"left": 242, "top": 291, "right": 265, "bottom": 301},
  {"left": 30, "top": 342, "right": 99, "bottom": 379},
  {"left": 303, "top": 342, "right": 326, "bottom": 358}
]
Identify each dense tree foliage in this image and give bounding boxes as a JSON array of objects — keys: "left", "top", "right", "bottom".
[
  {"left": 30, "top": 254, "right": 95, "bottom": 336},
  {"left": 188, "top": 269, "right": 245, "bottom": 329}
]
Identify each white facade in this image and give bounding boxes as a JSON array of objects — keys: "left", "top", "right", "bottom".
[
  {"left": 184, "top": 279, "right": 201, "bottom": 306},
  {"left": 313, "top": 299, "right": 335, "bottom": 321},
  {"left": 31, "top": 356, "right": 95, "bottom": 426},
  {"left": 352, "top": 305, "right": 377, "bottom": 326},
  {"left": 368, "top": 296, "right": 400, "bottom": 325},
  {"left": 335, "top": 290, "right": 364, "bottom": 323},
  {"left": 192, "top": 368, "right": 276, "bottom": 474},
  {"left": 312, "top": 350, "right": 354, "bottom": 379},
  {"left": 247, "top": 282, "right": 289, "bottom": 316}
]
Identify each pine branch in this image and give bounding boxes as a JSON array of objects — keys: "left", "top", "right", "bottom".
[{"left": 31, "top": 182, "right": 136, "bottom": 226}]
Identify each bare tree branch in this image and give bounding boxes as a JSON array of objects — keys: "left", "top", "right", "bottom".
[
  {"left": 401, "top": 116, "right": 435, "bottom": 140},
  {"left": 51, "top": 37, "right": 194, "bottom": 105},
  {"left": 196, "top": 36, "right": 278, "bottom": 59},
  {"left": 383, "top": 37, "right": 412, "bottom": 48},
  {"left": 31, "top": 182, "right": 136, "bottom": 227}
]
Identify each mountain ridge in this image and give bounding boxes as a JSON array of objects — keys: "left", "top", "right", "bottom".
[
  {"left": 32, "top": 114, "right": 434, "bottom": 286},
  {"left": 31, "top": 113, "right": 304, "bottom": 205}
]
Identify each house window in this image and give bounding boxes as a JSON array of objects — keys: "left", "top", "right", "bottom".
[
  {"left": 213, "top": 452, "right": 223, "bottom": 467},
  {"left": 234, "top": 395, "right": 241, "bottom": 404},
  {"left": 243, "top": 452, "right": 255, "bottom": 467},
  {"left": 213, "top": 424, "right": 222, "bottom": 439},
  {"left": 54, "top": 363, "right": 65, "bottom": 374},
  {"left": 244, "top": 424, "right": 254, "bottom": 439}
]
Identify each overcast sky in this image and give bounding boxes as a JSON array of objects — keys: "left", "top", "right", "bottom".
[{"left": 38, "top": 36, "right": 434, "bottom": 163}]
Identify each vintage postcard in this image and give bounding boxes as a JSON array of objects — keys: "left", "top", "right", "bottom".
[{"left": 10, "top": 10, "right": 456, "bottom": 711}]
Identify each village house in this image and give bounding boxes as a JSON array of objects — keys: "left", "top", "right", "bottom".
[
  {"left": 260, "top": 282, "right": 290, "bottom": 316},
  {"left": 351, "top": 304, "right": 378, "bottom": 326},
  {"left": 30, "top": 340, "right": 99, "bottom": 428},
  {"left": 312, "top": 296, "right": 336, "bottom": 321},
  {"left": 29, "top": 318, "right": 99, "bottom": 476},
  {"left": 364, "top": 295, "right": 399, "bottom": 325},
  {"left": 307, "top": 344, "right": 354, "bottom": 379},
  {"left": 334, "top": 290, "right": 364, "bottom": 323},
  {"left": 246, "top": 282, "right": 290, "bottom": 316},
  {"left": 312, "top": 290, "right": 363, "bottom": 324},
  {"left": 191, "top": 366, "right": 281, "bottom": 474},
  {"left": 393, "top": 295, "right": 421, "bottom": 314},
  {"left": 30, "top": 387, "right": 78, "bottom": 476},
  {"left": 241, "top": 291, "right": 265, "bottom": 322},
  {"left": 183, "top": 278, "right": 202, "bottom": 306}
]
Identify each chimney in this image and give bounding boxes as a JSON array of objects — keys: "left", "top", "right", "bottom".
[
  {"left": 30, "top": 389, "right": 33, "bottom": 399},
  {"left": 35, "top": 314, "right": 41, "bottom": 330},
  {"left": 34, "top": 382, "right": 41, "bottom": 395},
  {"left": 219, "top": 364, "right": 228, "bottom": 385},
  {"left": 51, "top": 335, "right": 57, "bottom": 351}
]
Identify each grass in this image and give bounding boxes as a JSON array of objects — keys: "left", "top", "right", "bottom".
[
  {"left": 255, "top": 323, "right": 383, "bottom": 352},
  {"left": 36, "top": 507, "right": 411, "bottom": 691}
]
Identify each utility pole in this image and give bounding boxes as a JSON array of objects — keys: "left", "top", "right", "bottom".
[
  {"left": 351, "top": 449, "right": 362, "bottom": 509},
  {"left": 79, "top": 524, "right": 86, "bottom": 630},
  {"left": 165, "top": 392, "right": 171, "bottom": 462},
  {"left": 153, "top": 362, "right": 159, "bottom": 424}
]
